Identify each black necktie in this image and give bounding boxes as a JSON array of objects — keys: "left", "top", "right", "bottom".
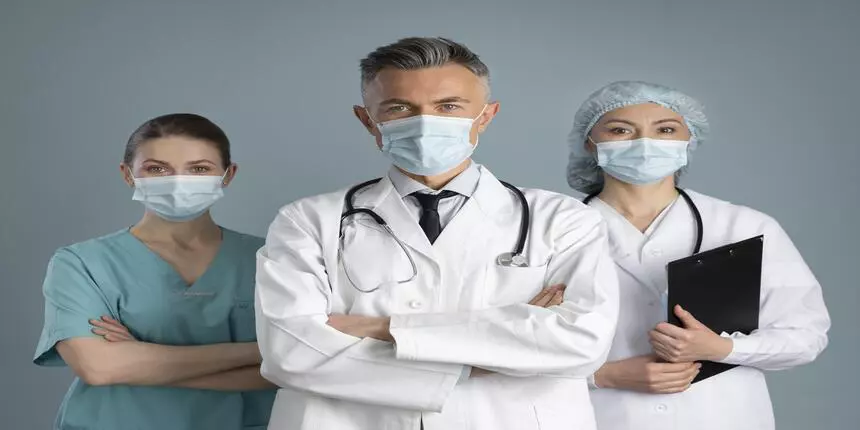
[{"left": 411, "top": 190, "right": 459, "bottom": 244}]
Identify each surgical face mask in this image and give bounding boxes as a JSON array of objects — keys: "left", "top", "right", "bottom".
[
  {"left": 374, "top": 107, "right": 486, "bottom": 176},
  {"left": 593, "top": 137, "right": 689, "bottom": 185},
  {"left": 131, "top": 173, "right": 227, "bottom": 222}
]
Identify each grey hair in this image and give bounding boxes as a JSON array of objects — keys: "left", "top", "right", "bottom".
[{"left": 360, "top": 37, "right": 490, "bottom": 97}]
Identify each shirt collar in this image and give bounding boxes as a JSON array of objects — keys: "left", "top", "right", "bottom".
[{"left": 388, "top": 162, "right": 481, "bottom": 199}]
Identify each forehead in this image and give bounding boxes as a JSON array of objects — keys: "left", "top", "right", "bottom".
[
  {"left": 132, "top": 136, "right": 222, "bottom": 164},
  {"left": 363, "top": 63, "right": 486, "bottom": 103},
  {"left": 600, "top": 102, "right": 684, "bottom": 123}
]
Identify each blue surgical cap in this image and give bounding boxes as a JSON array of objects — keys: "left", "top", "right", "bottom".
[{"left": 566, "top": 81, "right": 710, "bottom": 194}]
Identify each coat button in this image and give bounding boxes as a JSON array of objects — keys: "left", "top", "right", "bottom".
[
  {"left": 656, "top": 403, "right": 668, "bottom": 412},
  {"left": 408, "top": 300, "right": 422, "bottom": 309}
]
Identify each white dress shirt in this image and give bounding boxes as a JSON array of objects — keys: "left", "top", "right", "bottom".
[{"left": 388, "top": 162, "right": 480, "bottom": 231}]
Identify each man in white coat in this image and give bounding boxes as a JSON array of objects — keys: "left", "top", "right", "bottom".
[{"left": 254, "top": 37, "right": 620, "bottom": 430}]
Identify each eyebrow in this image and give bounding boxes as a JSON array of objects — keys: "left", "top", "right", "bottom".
[
  {"left": 433, "top": 96, "right": 471, "bottom": 104},
  {"left": 601, "top": 119, "right": 637, "bottom": 126},
  {"left": 601, "top": 118, "right": 684, "bottom": 126},
  {"left": 379, "top": 98, "right": 416, "bottom": 106},
  {"left": 141, "top": 158, "right": 169, "bottom": 165},
  {"left": 185, "top": 159, "right": 217, "bottom": 166},
  {"left": 378, "top": 96, "right": 471, "bottom": 106}
]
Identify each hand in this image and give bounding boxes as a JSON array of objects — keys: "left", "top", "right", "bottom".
[
  {"left": 90, "top": 316, "right": 136, "bottom": 342},
  {"left": 595, "top": 354, "right": 701, "bottom": 394},
  {"left": 649, "top": 305, "right": 733, "bottom": 363},
  {"left": 327, "top": 314, "right": 393, "bottom": 342},
  {"left": 470, "top": 367, "right": 494, "bottom": 377},
  {"left": 528, "top": 284, "right": 566, "bottom": 307}
]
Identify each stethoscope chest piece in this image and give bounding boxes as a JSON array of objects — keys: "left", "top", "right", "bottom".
[{"left": 497, "top": 252, "right": 528, "bottom": 267}]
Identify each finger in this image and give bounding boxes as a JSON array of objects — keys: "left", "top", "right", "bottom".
[
  {"left": 546, "top": 291, "right": 564, "bottom": 307},
  {"left": 92, "top": 317, "right": 130, "bottom": 331},
  {"left": 675, "top": 305, "right": 705, "bottom": 329},
  {"left": 92, "top": 328, "right": 132, "bottom": 342},
  {"left": 653, "top": 382, "right": 690, "bottom": 394},
  {"left": 528, "top": 289, "right": 551, "bottom": 306},
  {"left": 654, "top": 322, "right": 689, "bottom": 340},
  {"left": 90, "top": 320, "right": 132, "bottom": 336},
  {"left": 529, "top": 290, "right": 554, "bottom": 307},
  {"left": 651, "top": 343, "right": 675, "bottom": 362},
  {"left": 653, "top": 367, "right": 700, "bottom": 389},
  {"left": 103, "top": 332, "right": 133, "bottom": 342},
  {"left": 649, "top": 329, "right": 680, "bottom": 350},
  {"left": 652, "top": 360, "right": 698, "bottom": 374},
  {"left": 101, "top": 315, "right": 122, "bottom": 325},
  {"left": 547, "top": 283, "right": 566, "bottom": 292}
]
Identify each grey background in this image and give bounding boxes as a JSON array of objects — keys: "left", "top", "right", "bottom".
[{"left": 1, "top": 0, "right": 857, "bottom": 428}]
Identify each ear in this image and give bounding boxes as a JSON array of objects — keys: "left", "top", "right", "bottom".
[
  {"left": 120, "top": 164, "right": 135, "bottom": 187},
  {"left": 476, "top": 102, "right": 500, "bottom": 133},
  {"left": 222, "top": 164, "right": 238, "bottom": 187},
  {"left": 353, "top": 105, "right": 377, "bottom": 135}
]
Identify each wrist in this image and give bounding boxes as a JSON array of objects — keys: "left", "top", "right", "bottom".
[
  {"left": 594, "top": 364, "right": 615, "bottom": 389},
  {"left": 239, "top": 342, "right": 262, "bottom": 365},
  {"left": 708, "top": 336, "right": 734, "bottom": 362},
  {"left": 377, "top": 317, "right": 393, "bottom": 342}
]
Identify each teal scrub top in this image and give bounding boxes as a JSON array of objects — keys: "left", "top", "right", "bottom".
[{"left": 33, "top": 228, "right": 276, "bottom": 430}]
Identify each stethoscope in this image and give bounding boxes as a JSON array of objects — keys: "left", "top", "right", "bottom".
[
  {"left": 338, "top": 178, "right": 531, "bottom": 293},
  {"left": 582, "top": 187, "right": 704, "bottom": 255}
]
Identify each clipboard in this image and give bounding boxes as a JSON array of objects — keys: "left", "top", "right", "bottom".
[{"left": 666, "top": 235, "right": 763, "bottom": 383}]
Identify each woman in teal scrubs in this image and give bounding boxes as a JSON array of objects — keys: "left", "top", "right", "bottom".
[{"left": 33, "top": 113, "right": 276, "bottom": 429}]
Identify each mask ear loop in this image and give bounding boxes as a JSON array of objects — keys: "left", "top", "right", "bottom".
[
  {"left": 220, "top": 168, "right": 232, "bottom": 187},
  {"left": 472, "top": 104, "right": 491, "bottom": 147},
  {"left": 125, "top": 166, "right": 138, "bottom": 188}
]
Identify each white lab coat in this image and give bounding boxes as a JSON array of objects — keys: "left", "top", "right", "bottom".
[
  {"left": 255, "top": 167, "right": 620, "bottom": 430},
  {"left": 588, "top": 190, "right": 830, "bottom": 430}
]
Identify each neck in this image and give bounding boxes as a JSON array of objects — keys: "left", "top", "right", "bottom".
[
  {"left": 402, "top": 159, "right": 472, "bottom": 190},
  {"left": 598, "top": 175, "right": 679, "bottom": 223},
  {"left": 131, "top": 212, "right": 221, "bottom": 245}
]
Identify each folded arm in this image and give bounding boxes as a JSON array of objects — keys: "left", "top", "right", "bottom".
[
  {"left": 56, "top": 337, "right": 261, "bottom": 386},
  {"left": 388, "top": 208, "right": 620, "bottom": 377},
  {"left": 255, "top": 205, "right": 464, "bottom": 412},
  {"left": 35, "top": 249, "right": 262, "bottom": 387},
  {"left": 85, "top": 316, "right": 273, "bottom": 390},
  {"left": 172, "top": 365, "right": 276, "bottom": 391}
]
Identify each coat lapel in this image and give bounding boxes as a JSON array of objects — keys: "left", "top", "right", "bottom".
[
  {"left": 351, "top": 175, "right": 436, "bottom": 261},
  {"left": 432, "top": 168, "right": 513, "bottom": 269}
]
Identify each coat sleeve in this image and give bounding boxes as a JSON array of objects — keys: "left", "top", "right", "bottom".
[
  {"left": 719, "top": 218, "right": 831, "bottom": 370},
  {"left": 389, "top": 204, "right": 620, "bottom": 378},
  {"left": 255, "top": 204, "right": 464, "bottom": 412}
]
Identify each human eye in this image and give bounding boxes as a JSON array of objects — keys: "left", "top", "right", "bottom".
[
  {"left": 189, "top": 165, "right": 211, "bottom": 174},
  {"left": 438, "top": 103, "right": 462, "bottom": 113},
  {"left": 385, "top": 105, "right": 409, "bottom": 113}
]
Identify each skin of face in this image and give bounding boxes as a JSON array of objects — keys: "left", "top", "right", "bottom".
[
  {"left": 352, "top": 63, "right": 500, "bottom": 149},
  {"left": 119, "top": 136, "right": 237, "bottom": 187},
  {"left": 587, "top": 102, "right": 692, "bottom": 149}
]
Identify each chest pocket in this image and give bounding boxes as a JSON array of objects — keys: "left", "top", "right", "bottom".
[
  {"left": 230, "top": 299, "right": 257, "bottom": 342},
  {"left": 483, "top": 264, "right": 548, "bottom": 307}
]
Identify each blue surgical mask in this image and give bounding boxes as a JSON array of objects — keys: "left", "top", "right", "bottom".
[
  {"left": 132, "top": 173, "right": 226, "bottom": 222},
  {"left": 594, "top": 137, "right": 689, "bottom": 185},
  {"left": 374, "top": 108, "right": 485, "bottom": 176}
]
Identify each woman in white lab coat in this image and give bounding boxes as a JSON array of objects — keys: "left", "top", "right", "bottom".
[{"left": 566, "top": 81, "right": 831, "bottom": 430}]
